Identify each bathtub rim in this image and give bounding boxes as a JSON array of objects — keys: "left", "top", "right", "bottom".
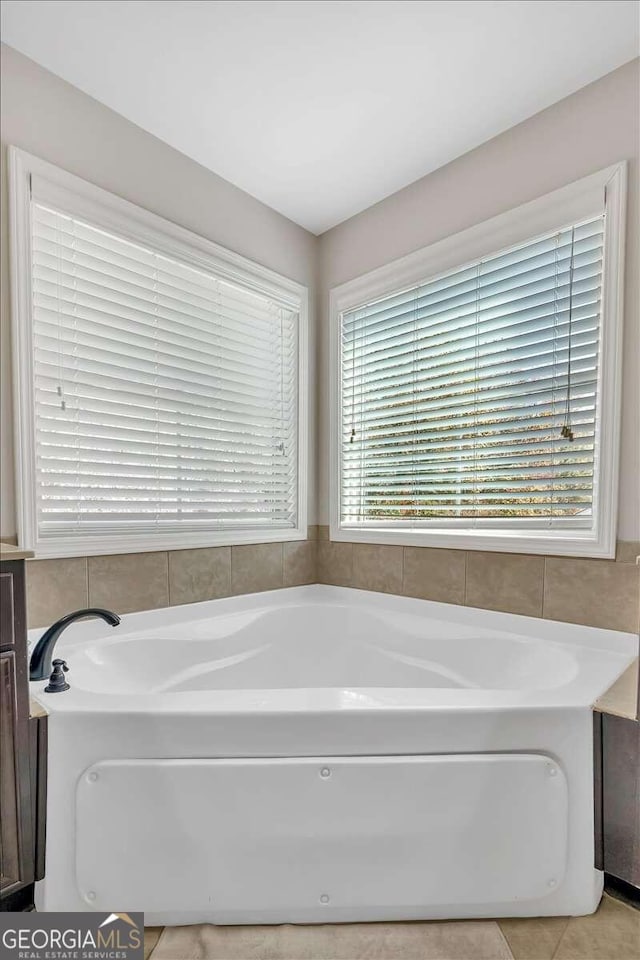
[{"left": 29, "top": 585, "right": 638, "bottom": 716}]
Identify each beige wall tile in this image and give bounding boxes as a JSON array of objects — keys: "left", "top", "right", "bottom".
[
  {"left": 544, "top": 557, "right": 640, "bottom": 633},
  {"left": 497, "top": 917, "right": 569, "bottom": 960},
  {"left": 306, "top": 525, "right": 320, "bottom": 541},
  {"left": 466, "top": 552, "right": 544, "bottom": 617},
  {"left": 168, "top": 547, "right": 231, "bottom": 606},
  {"left": 88, "top": 552, "right": 168, "bottom": 614},
  {"left": 352, "top": 543, "right": 403, "bottom": 594},
  {"left": 283, "top": 540, "right": 317, "bottom": 586},
  {"left": 26, "top": 557, "right": 88, "bottom": 629},
  {"left": 317, "top": 525, "right": 330, "bottom": 541},
  {"left": 616, "top": 540, "right": 640, "bottom": 564},
  {"left": 403, "top": 547, "right": 466, "bottom": 604},
  {"left": 317, "top": 541, "right": 353, "bottom": 586},
  {"left": 554, "top": 893, "right": 640, "bottom": 959},
  {"left": 26, "top": 536, "right": 640, "bottom": 634},
  {"left": 231, "top": 543, "right": 283, "bottom": 594}
]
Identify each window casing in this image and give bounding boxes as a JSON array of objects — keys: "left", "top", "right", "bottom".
[
  {"left": 330, "top": 166, "right": 625, "bottom": 558},
  {"left": 9, "top": 149, "right": 308, "bottom": 558}
]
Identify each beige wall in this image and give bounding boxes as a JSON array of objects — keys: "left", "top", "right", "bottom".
[
  {"left": 0, "top": 44, "right": 318, "bottom": 538},
  {"left": 317, "top": 58, "right": 640, "bottom": 540}
]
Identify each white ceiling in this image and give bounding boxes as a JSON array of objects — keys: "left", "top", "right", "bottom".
[{"left": 2, "top": 1, "right": 638, "bottom": 234}]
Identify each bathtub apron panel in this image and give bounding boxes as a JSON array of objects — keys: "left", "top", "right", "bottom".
[{"left": 75, "top": 754, "right": 567, "bottom": 922}]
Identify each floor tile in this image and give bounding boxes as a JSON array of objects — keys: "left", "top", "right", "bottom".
[
  {"left": 498, "top": 916, "right": 569, "bottom": 959},
  {"left": 145, "top": 895, "right": 640, "bottom": 960},
  {"left": 554, "top": 894, "right": 640, "bottom": 959},
  {"left": 151, "top": 919, "right": 513, "bottom": 959},
  {"left": 144, "top": 926, "right": 163, "bottom": 960}
]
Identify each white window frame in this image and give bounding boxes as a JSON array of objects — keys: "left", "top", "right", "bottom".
[
  {"left": 9, "top": 147, "right": 308, "bottom": 558},
  {"left": 329, "top": 164, "right": 626, "bottom": 559}
]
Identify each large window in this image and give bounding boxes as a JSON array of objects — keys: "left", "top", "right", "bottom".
[
  {"left": 331, "top": 166, "right": 625, "bottom": 557},
  {"left": 10, "top": 149, "right": 307, "bottom": 557}
]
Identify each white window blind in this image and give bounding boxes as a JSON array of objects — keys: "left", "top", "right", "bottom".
[
  {"left": 30, "top": 202, "right": 299, "bottom": 542},
  {"left": 340, "top": 218, "right": 604, "bottom": 527}
]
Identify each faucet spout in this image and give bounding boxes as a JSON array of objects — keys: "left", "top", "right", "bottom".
[{"left": 29, "top": 608, "right": 121, "bottom": 681}]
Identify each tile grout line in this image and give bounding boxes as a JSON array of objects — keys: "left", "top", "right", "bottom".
[
  {"left": 550, "top": 916, "right": 572, "bottom": 960},
  {"left": 494, "top": 920, "right": 516, "bottom": 960},
  {"left": 83, "top": 555, "right": 89, "bottom": 608}
]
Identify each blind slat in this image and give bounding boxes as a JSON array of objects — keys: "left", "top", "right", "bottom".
[
  {"left": 31, "top": 203, "right": 299, "bottom": 538},
  {"left": 341, "top": 218, "right": 603, "bottom": 524}
]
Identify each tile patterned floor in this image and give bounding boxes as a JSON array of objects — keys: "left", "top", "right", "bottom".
[
  {"left": 144, "top": 893, "right": 640, "bottom": 960},
  {"left": 149, "top": 920, "right": 512, "bottom": 959},
  {"left": 144, "top": 927, "right": 163, "bottom": 959}
]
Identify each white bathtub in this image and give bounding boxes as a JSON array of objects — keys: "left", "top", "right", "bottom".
[{"left": 31, "top": 584, "right": 637, "bottom": 924}]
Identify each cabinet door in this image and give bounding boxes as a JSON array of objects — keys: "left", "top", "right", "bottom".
[
  {"left": 1, "top": 653, "right": 22, "bottom": 890},
  {"left": 0, "top": 562, "right": 34, "bottom": 895},
  {"left": 29, "top": 715, "right": 47, "bottom": 882},
  {"left": 603, "top": 713, "right": 640, "bottom": 888},
  {"left": 0, "top": 572, "right": 16, "bottom": 649}
]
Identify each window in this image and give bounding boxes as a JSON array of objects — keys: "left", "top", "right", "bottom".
[
  {"left": 330, "top": 166, "right": 625, "bottom": 557},
  {"left": 10, "top": 149, "right": 307, "bottom": 557}
]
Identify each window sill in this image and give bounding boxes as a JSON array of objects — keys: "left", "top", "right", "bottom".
[
  {"left": 27, "top": 526, "right": 307, "bottom": 559},
  {"left": 330, "top": 524, "right": 616, "bottom": 559}
]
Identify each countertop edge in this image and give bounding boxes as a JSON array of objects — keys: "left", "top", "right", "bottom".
[
  {"left": 0, "top": 542, "right": 35, "bottom": 560},
  {"left": 594, "top": 659, "right": 638, "bottom": 721}
]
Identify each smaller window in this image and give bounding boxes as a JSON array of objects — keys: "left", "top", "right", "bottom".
[
  {"left": 331, "top": 166, "right": 625, "bottom": 558},
  {"left": 10, "top": 149, "right": 308, "bottom": 557}
]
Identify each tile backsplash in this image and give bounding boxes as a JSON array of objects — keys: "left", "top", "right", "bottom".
[
  {"left": 26, "top": 533, "right": 318, "bottom": 628},
  {"left": 89, "top": 550, "right": 170, "bottom": 614},
  {"left": 26, "top": 556, "right": 89, "bottom": 628},
  {"left": 25, "top": 526, "right": 639, "bottom": 634},
  {"left": 317, "top": 530, "right": 640, "bottom": 634},
  {"left": 168, "top": 547, "right": 232, "bottom": 606},
  {"left": 465, "top": 551, "right": 545, "bottom": 619}
]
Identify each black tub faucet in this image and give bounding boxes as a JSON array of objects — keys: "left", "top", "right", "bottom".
[{"left": 29, "top": 608, "right": 121, "bottom": 681}]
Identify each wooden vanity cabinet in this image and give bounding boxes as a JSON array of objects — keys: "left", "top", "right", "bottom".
[{"left": 0, "top": 558, "right": 46, "bottom": 910}]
